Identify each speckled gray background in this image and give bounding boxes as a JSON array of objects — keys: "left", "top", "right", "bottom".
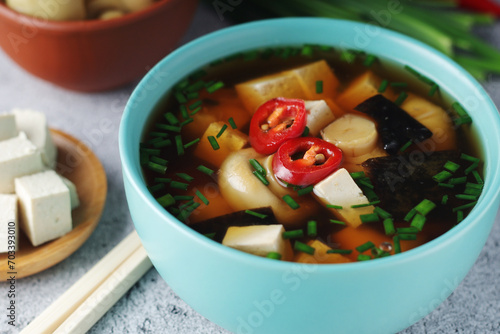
[{"left": 0, "top": 2, "right": 499, "bottom": 334}]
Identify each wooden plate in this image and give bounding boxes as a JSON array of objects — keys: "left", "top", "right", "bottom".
[{"left": 0, "top": 129, "right": 107, "bottom": 280}]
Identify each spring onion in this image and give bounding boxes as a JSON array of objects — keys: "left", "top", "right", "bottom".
[
  {"left": 157, "top": 194, "right": 175, "bottom": 207},
  {"left": 197, "top": 165, "right": 214, "bottom": 176},
  {"left": 266, "top": 252, "right": 282, "bottom": 260},
  {"left": 307, "top": 220, "right": 317, "bottom": 237},
  {"left": 207, "top": 136, "right": 220, "bottom": 150},
  {"left": 410, "top": 214, "right": 426, "bottom": 231},
  {"left": 150, "top": 156, "right": 168, "bottom": 166},
  {"left": 356, "top": 241, "right": 375, "bottom": 253},
  {"left": 170, "top": 181, "right": 189, "bottom": 190},
  {"left": 283, "top": 229, "right": 304, "bottom": 239},
  {"left": 383, "top": 218, "right": 396, "bottom": 235},
  {"left": 444, "top": 161, "right": 461, "bottom": 173},
  {"left": 283, "top": 195, "right": 300, "bottom": 209},
  {"left": 216, "top": 124, "right": 228, "bottom": 138},
  {"left": 297, "top": 185, "right": 314, "bottom": 196},
  {"left": 245, "top": 210, "right": 268, "bottom": 219},
  {"left": 253, "top": 170, "right": 269, "bottom": 186},
  {"left": 378, "top": 80, "right": 389, "bottom": 93},
  {"left": 146, "top": 161, "right": 167, "bottom": 174},
  {"left": 228, "top": 117, "right": 237, "bottom": 129},
  {"left": 360, "top": 213, "right": 380, "bottom": 224},
  {"left": 326, "top": 204, "right": 343, "bottom": 209},
  {"left": 183, "top": 138, "right": 200, "bottom": 149},
  {"left": 294, "top": 241, "right": 315, "bottom": 255},
  {"left": 327, "top": 249, "right": 352, "bottom": 255},
  {"left": 358, "top": 254, "right": 372, "bottom": 261},
  {"left": 414, "top": 199, "right": 436, "bottom": 216},
  {"left": 329, "top": 219, "right": 346, "bottom": 226}
]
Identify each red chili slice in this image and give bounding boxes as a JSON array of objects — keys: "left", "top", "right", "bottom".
[
  {"left": 249, "top": 97, "right": 307, "bottom": 155},
  {"left": 273, "top": 137, "right": 343, "bottom": 186}
]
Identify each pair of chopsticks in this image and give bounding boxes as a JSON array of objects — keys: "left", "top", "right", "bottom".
[{"left": 21, "top": 231, "right": 152, "bottom": 334}]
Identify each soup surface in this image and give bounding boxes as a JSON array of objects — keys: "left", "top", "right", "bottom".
[{"left": 140, "top": 46, "right": 483, "bottom": 263}]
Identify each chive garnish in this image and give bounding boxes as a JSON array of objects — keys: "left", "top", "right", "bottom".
[
  {"left": 438, "top": 182, "right": 454, "bottom": 189},
  {"left": 244, "top": 210, "right": 268, "bottom": 219},
  {"left": 164, "top": 112, "right": 179, "bottom": 125},
  {"left": 393, "top": 236, "right": 401, "bottom": 254},
  {"left": 460, "top": 153, "right": 480, "bottom": 163},
  {"left": 195, "top": 190, "right": 209, "bottom": 205},
  {"left": 179, "top": 200, "right": 195, "bottom": 210},
  {"left": 301, "top": 126, "right": 310, "bottom": 137},
  {"left": 452, "top": 201, "right": 477, "bottom": 212},
  {"left": 400, "top": 140, "right": 413, "bottom": 152},
  {"left": 452, "top": 102, "right": 472, "bottom": 125},
  {"left": 472, "top": 170, "right": 484, "bottom": 184},
  {"left": 444, "top": 161, "right": 460, "bottom": 173},
  {"left": 189, "top": 100, "right": 202, "bottom": 111},
  {"left": 174, "top": 79, "right": 189, "bottom": 91},
  {"left": 186, "top": 92, "right": 199, "bottom": 100},
  {"left": 148, "top": 183, "right": 165, "bottom": 193},
  {"left": 183, "top": 138, "right": 200, "bottom": 149},
  {"left": 394, "top": 91, "right": 408, "bottom": 106},
  {"left": 357, "top": 254, "right": 372, "bottom": 261},
  {"left": 174, "top": 135, "right": 184, "bottom": 156},
  {"left": 146, "top": 137, "right": 163, "bottom": 145},
  {"left": 326, "top": 204, "right": 343, "bottom": 209},
  {"left": 374, "top": 207, "right": 392, "bottom": 219},
  {"left": 294, "top": 241, "right": 315, "bottom": 255},
  {"left": 410, "top": 214, "right": 426, "bottom": 231},
  {"left": 404, "top": 208, "right": 417, "bottom": 222},
  {"left": 350, "top": 171, "right": 365, "bottom": 180},
  {"left": 170, "top": 181, "right": 189, "bottom": 190},
  {"left": 140, "top": 151, "right": 149, "bottom": 165},
  {"left": 428, "top": 83, "right": 438, "bottom": 97},
  {"left": 150, "top": 156, "right": 168, "bottom": 166},
  {"left": 249, "top": 159, "right": 266, "bottom": 176},
  {"left": 301, "top": 45, "right": 314, "bottom": 56},
  {"left": 180, "top": 105, "right": 189, "bottom": 120},
  {"left": 228, "top": 117, "right": 237, "bottom": 129},
  {"left": 351, "top": 200, "right": 380, "bottom": 209},
  {"left": 329, "top": 219, "right": 346, "bottom": 226},
  {"left": 414, "top": 199, "right": 436, "bottom": 216},
  {"left": 175, "top": 92, "right": 187, "bottom": 104},
  {"left": 358, "top": 178, "right": 374, "bottom": 189},
  {"left": 466, "top": 182, "right": 483, "bottom": 190},
  {"left": 457, "top": 210, "right": 464, "bottom": 223},
  {"left": 399, "top": 234, "right": 417, "bottom": 241},
  {"left": 448, "top": 177, "right": 467, "bottom": 185},
  {"left": 185, "top": 80, "right": 205, "bottom": 93},
  {"left": 397, "top": 227, "right": 419, "bottom": 234},
  {"left": 216, "top": 124, "right": 228, "bottom": 138},
  {"left": 197, "top": 165, "right": 214, "bottom": 176},
  {"left": 383, "top": 218, "right": 396, "bottom": 235},
  {"left": 378, "top": 79, "right": 389, "bottom": 93},
  {"left": 157, "top": 194, "right": 175, "bottom": 207},
  {"left": 154, "top": 177, "right": 171, "bottom": 183},
  {"left": 283, "top": 229, "right": 304, "bottom": 239},
  {"left": 173, "top": 195, "right": 194, "bottom": 201},
  {"left": 155, "top": 123, "right": 181, "bottom": 132},
  {"left": 390, "top": 82, "right": 408, "bottom": 88},
  {"left": 340, "top": 50, "right": 356, "bottom": 63},
  {"left": 153, "top": 139, "right": 172, "bottom": 149},
  {"left": 146, "top": 161, "right": 167, "bottom": 174},
  {"left": 283, "top": 195, "right": 300, "bottom": 209},
  {"left": 363, "top": 187, "right": 379, "bottom": 202},
  {"left": 441, "top": 195, "right": 449, "bottom": 205},
  {"left": 253, "top": 171, "right": 269, "bottom": 185},
  {"left": 356, "top": 241, "right": 375, "bottom": 253},
  {"left": 307, "top": 220, "right": 317, "bottom": 237},
  {"left": 206, "top": 81, "right": 224, "bottom": 94},
  {"left": 297, "top": 185, "right": 314, "bottom": 196},
  {"left": 327, "top": 249, "right": 352, "bottom": 255},
  {"left": 180, "top": 118, "right": 194, "bottom": 127},
  {"left": 464, "top": 188, "right": 482, "bottom": 196},
  {"left": 207, "top": 136, "right": 219, "bottom": 150},
  {"left": 404, "top": 65, "right": 434, "bottom": 86},
  {"left": 266, "top": 252, "right": 282, "bottom": 260},
  {"left": 316, "top": 80, "right": 323, "bottom": 94},
  {"left": 360, "top": 213, "right": 379, "bottom": 224},
  {"left": 190, "top": 107, "right": 202, "bottom": 115},
  {"left": 464, "top": 162, "right": 479, "bottom": 175},
  {"left": 176, "top": 173, "right": 194, "bottom": 182},
  {"left": 433, "top": 170, "right": 452, "bottom": 182},
  {"left": 456, "top": 194, "right": 478, "bottom": 201},
  {"left": 140, "top": 148, "right": 161, "bottom": 155},
  {"left": 149, "top": 131, "right": 168, "bottom": 138},
  {"left": 363, "top": 54, "right": 376, "bottom": 67}
]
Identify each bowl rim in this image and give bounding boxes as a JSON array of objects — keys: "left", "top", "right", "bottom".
[
  {"left": 120, "top": 17, "right": 500, "bottom": 272},
  {"left": 0, "top": 0, "right": 183, "bottom": 32}
]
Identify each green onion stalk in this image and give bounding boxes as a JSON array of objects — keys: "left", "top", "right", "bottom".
[{"left": 240, "top": 0, "right": 500, "bottom": 80}]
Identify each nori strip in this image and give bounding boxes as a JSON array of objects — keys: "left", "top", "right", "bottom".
[
  {"left": 188, "top": 207, "right": 278, "bottom": 242},
  {"left": 355, "top": 95, "right": 433, "bottom": 155},
  {"left": 362, "top": 150, "right": 461, "bottom": 218}
]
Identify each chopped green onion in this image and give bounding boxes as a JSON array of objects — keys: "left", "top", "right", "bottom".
[
  {"left": 400, "top": 140, "right": 413, "bottom": 152},
  {"left": 301, "top": 126, "right": 310, "bottom": 137},
  {"left": 170, "top": 181, "right": 189, "bottom": 190},
  {"left": 175, "top": 92, "right": 187, "bottom": 104},
  {"left": 197, "top": 165, "right": 214, "bottom": 176},
  {"left": 174, "top": 79, "right": 189, "bottom": 91},
  {"left": 438, "top": 182, "right": 454, "bottom": 189},
  {"left": 444, "top": 161, "right": 460, "bottom": 173},
  {"left": 176, "top": 173, "right": 194, "bottom": 182},
  {"left": 374, "top": 207, "right": 392, "bottom": 219},
  {"left": 472, "top": 170, "right": 483, "bottom": 184},
  {"left": 449, "top": 177, "right": 467, "bottom": 185},
  {"left": 282, "top": 195, "right": 300, "bottom": 210},
  {"left": 441, "top": 195, "right": 449, "bottom": 205},
  {"left": 244, "top": 210, "right": 268, "bottom": 219},
  {"left": 179, "top": 200, "right": 195, "bottom": 210},
  {"left": 360, "top": 213, "right": 379, "bottom": 224},
  {"left": 180, "top": 105, "right": 189, "bottom": 120},
  {"left": 154, "top": 177, "right": 171, "bottom": 184},
  {"left": 466, "top": 182, "right": 483, "bottom": 190},
  {"left": 351, "top": 200, "right": 380, "bottom": 209},
  {"left": 186, "top": 92, "right": 199, "bottom": 100},
  {"left": 294, "top": 241, "right": 315, "bottom": 255},
  {"left": 249, "top": 159, "right": 266, "bottom": 176},
  {"left": 394, "top": 91, "right": 408, "bottom": 106},
  {"left": 228, "top": 117, "right": 237, "bottom": 129},
  {"left": 152, "top": 139, "right": 172, "bottom": 149},
  {"left": 146, "top": 161, "right": 167, "bottom": 174},
  {"left": 456, "top": 194, "right": 478, "bottom": 201},
  {"left": 185, "top": 80, "right": 205, "bottom": 93},
  {"left": 155, "top": 123, "right": 181, "bottom": 132},
  {"left": 340, "top": 50, "right": 356, "bottom": 63},
  {"left": 357, "top": 254, "right": 372, "bottom": 261},
  {"left": 410, "top": 214, "right": 426, "bottom": 231},
  {"left": 393, "top": 236, "right": 401, "bottom": 254},
  {"left": 174, "top": 195, "right": 194, "bottom": 201},
  {"left": 253, "top": 170, "right": 269, "bottom": 185},
  {"left": 399, "top": 234, "right": 417, "bottom": 241},
  {"left": 180, "top": 118, "right": 194, "bottom": 127},
  {"left": 404, "top": 66, "right": 434, "bottom": 86},
  {"left": 428, "top": 83, "right": 439, "bottom": 97},
  {"left": 327, "top": 249, "right": 352, "bottom": 255},
  {"left": 283, "top": 229, "right": 304, "bottom": 239},
  {"left": 383, "top": 218, "right": 396, "bottom": 236},
  {"left": 207, "top": 136, "right": 220, "bottom": 150},
  {"left": 195, "top": 190, "right": 209, "bottom": 205},
  {"left": 378, "top": 79, "right": 389, "bottom": 93},
  {"left": 297, "top": 185, "right": 314, "bottom": 196},
  {"left": 433, "top": 170, "right": 452, "bottom": 182},
  {"left": 452, "top": 201, "right": 477, "bottom": 212},
  {"left": 465, "top": 162, "right": 479, "bottom": 175},
  {"left": 157, "top": 194, "right": 175, "bottom": 207},
  {"left": 149, "top": 131, "right": 168, "bottom": 138},
  {"left": 148, "top": 183, "right": 165, "bottom": 193},
  {"left": 174, "top": 135, "right": 184, "bottom": 156},
  {"left": 464, "top": 187, "right": 482, "bottom": 196},
  {"left": 452, "top": 102, "right": 472, "bottom": 124},
  {"left": 164, "top": 112, "right": 179, "bottom": 125},
  {"left": 146, "top": 137, "right": 163, "bottom": 145},
  {"left": 326, "top": 204, "right": 343, "bottom": 209},
  {"left": 190, "top": 106, "right": 202, "bottom": 115},
  {"left": 404, "top": 208, "right": 417, "bottom": 222},
  {"left": 397, "top": 227, "right": 420, "bottom": 234},
  {"left": 216, "top": 124, "right": 228, "bottom": 138},
  {"left": 414, "top": 199, "right": 436, "bottom": 216},
  {"left": 316, "top": 80, "right": 323, "bottom": 94},
  {"left": 150, "top": 156, "right": 168, "bottom": 166},
  {"left": 363, "top": 187, "right": 379, "bottom": 202},
  {"left": 350, "top": 171, "right": 366, "bottom": 180},
  {"left": 329, "top": 219, "right": 346, "bottom": 226},
  {"left": 183, "top": 138, "right": 200, "bottom": 149},
  {"left": 307, "top": 220, "right": 317, "bottom": 237},
  {"left": 390, "top": 82, "right": 408, "bottom": 88},
  {"left": 356, "top": 241, "right": 375, "bottom": 253},
  {"left": 206, "top": 81, "right": 225, "bottom": 94},
  {"left": 358, "top": 178, "right": 374, "bottom": 189},
  {"left": 457, "top": 210, "right": 464, "bottom": 223},
  {"left": 460, "top": 153, "right": 480, "bottom": 163},
  {"left": 301, "top": 45, "right": 314, "bottom": 56},
  {"left": 266, "top": 252, "right": 282, "bottom": 260},
  {"left": 363, "top": 54, "right": 376, "bottom": 67},
  {"left": 189, "top": 100, "right": 202, "bottom": 111}
]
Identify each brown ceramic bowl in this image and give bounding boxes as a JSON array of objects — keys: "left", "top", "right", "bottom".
[{"left": 0, "top": 0, "right": 198, "bottom": 91}]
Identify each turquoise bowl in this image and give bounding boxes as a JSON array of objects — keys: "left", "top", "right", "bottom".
[{"left": 119, "top": 18, "right": 500, "bottom": 334}]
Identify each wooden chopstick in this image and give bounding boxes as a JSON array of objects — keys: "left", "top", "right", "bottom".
[{"left": 20, "top": 231, "right": 152, "bottom": 334}]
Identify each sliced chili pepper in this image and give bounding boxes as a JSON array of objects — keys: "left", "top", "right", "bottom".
[
  {"left": 249, "top": 97, "right": 307, "bottom": 155},
  {"left": 459, "top": 0, "right": 500, "bottom": 16},
  {"left": 273, "top": 137, "right": 343, "bottom": 186}
]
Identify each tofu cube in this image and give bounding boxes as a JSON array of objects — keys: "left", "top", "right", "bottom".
[
  {"left": 0, "top": 132, "right": 45, "bottom": 193},
  {"left": 13, "top": 109, "right": 58, "bottom": 168},
  {"left": 61, "top": 176, "right": 80, "bottom": 210},
  {"left": 313, "top": 168, "right": 374, "bottom": 228},
  {"left": 304, "top": 100, "right": 336, "bottom": 136},
  {"left": 0, "top": 194, "right": 18, "bottom": 253},
  {"left": 0, "top": 114, "right": 18, "bottom": 141},
  {"left": 15, "top": 170, "right": 72, "bottom": 247},
  {"left": 222, "top": 225, "right": 286, "bottom": 257}
]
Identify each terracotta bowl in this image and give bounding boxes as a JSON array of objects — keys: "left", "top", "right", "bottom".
[{"left": 0, "top": 0, "right": 198, "bottom": 92}]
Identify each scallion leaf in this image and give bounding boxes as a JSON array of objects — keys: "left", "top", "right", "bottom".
[
  {"left": 196, "top": 190, "right": 209, "bottom": 205},
  {"left": 307, "top": 220, "right": 317, "bottom": 237},
  {"left": 244, "top": 210, "right": 268, "bottom": 219},
  {"left": 327, "top": 249, "right": 352, "bottom": 255},
  {"left": 207, "top": 136, "right": 220, "bottom": 150},
  {"left": 266, "top": 252, "right": 282, "bottom": 260},
  {"left": 294, "top": 241, "right": 315, "bottom": 255},
  {"left": 316, "top": 80, "right": 323, "bottom": 94},
  {"left": 356, "top": 241, "right": 375, "bottom": 253},
  {"left": 197, "top": 165, "right": 214, "bottom": 176},
  {"left": 157, "top": 194, "right": 175, "bottom": 207},
  {"left": 329, "top": 219, "right": 346, "bottom": 226},
  {"left": 360, "top": 213, "right": 379, "bottom": 224},
  {"left": 282, "top": 195, "right": 300, "bottom": 209},
  {"left": 282, "top": 229, "right": 304, "bottom": 239},
  {"left": 253, "top": 170, "right": 269, "bottom": 185}
]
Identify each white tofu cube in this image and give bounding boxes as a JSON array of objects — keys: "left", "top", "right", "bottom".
[
  {"left": 0, "top": 114, "right": 18, "bottom": 141},
  {"left": 13, "top": 109, "right": 58, "bottom": 168},
  {"left": 313, "top": 168, "right": 374, "bottom": 228},
  {"left": 0, "top": 194, "right": 18, "bottom": 253},
  {"left": 0, "top": 132, "right": 45, "bottom": 193},
  {"left": 15, "top": 170, "right": 72, "bottom": 247},
  {"left": 222, "top": 225, "right": 286, "bottom": 257},
  {"left": 304, "top": 100, "right": 336, "bottom": 136},
  {"left": 61, "top": 176, "right": 80, "bottom": 209}
]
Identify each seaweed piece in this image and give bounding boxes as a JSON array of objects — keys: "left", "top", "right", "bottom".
[
  {"left": 188, "top": 207, "right": 278, "bottom": 242},
  {"left": 355, "top": 94, "right": 433, "bottom": 155},
  {"left": 362, "top": 150, "right": 461, "bottom": 218}
]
